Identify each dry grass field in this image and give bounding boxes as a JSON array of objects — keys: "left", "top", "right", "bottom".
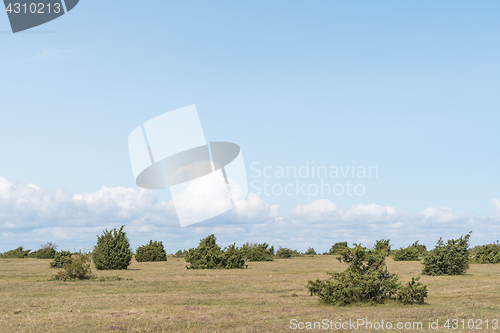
[{"left": 0, "top": 255, "right": 499, "bottom": 332}]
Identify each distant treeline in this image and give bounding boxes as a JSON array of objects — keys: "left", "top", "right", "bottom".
[
  {"left": 2, "top": 233, "right": 499, "bottom": 266},
  {"left": 0, "top": 243, "right": 79, "bottom": 259}
]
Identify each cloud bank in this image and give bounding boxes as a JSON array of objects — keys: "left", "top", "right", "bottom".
[{"left": 0, "top": 176, "right": 499, "bottom": 253}]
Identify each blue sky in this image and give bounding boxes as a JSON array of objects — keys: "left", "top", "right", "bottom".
[{"left": 1, "top": 1, "right": 500, "bottom": 253}]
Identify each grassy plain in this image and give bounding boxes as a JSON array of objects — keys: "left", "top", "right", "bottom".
[{"left": 0, "top": 255, "right": 499, "bottom": 332}]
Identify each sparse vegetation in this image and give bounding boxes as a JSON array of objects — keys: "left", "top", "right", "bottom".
[
  {"left": 304, "top": 247, "right": 316, "bottom": 255},
  {"left": 4, "top": 231, "right": 500, "bottom": 331},
  {"left": 1, "top": 251, "right": 499, "bottom": 332}
]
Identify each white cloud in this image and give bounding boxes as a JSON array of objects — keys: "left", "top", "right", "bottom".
[
  {"left": 289, "top": 200, "right": 400, "bottom": 226},
  {"left": 492, "top": 198, "right": 500, "bottom": 211},
  {"left": 1, "top": 176, "right": 500, "bottom": 253},
  {"left": 230, "top": 192, "right": 281, "bottom": 223},
  {"left": 290, "top": 199, "right": 337, "bottom": 222},
  {"left": 338, "top": 203, "right": 400, "bottom": 223},
  {"left": 422, "top": 206, "right": 456, "bottom": 223},
  {"left": 0, "top": 176, "right": 177, "bottom": 228},
  {"left": 389, "top": 221, "right": 404, "bottom": 229}
]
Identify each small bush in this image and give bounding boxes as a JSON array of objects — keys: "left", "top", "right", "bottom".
[
  {"left": 422, "top": 232, "right": 471, "bottom": 276},
  {"left": 307, "top": 246, "right": 427, "bottom": 306},
  {"left": 304, "top": 247, "right": 316, "bottom": 255},
  {"left": 222, "top": 243, "right": 247, "bottom": 269},
  {"left": 275, "top": 246, "right": 301, "bottom": 259},
  {"left": 396, "top": 277, "right": 428, "bottom": 304},
  {"left": 51, "top": 253, "right": 94, "bottom": 281},
  {"left": 50, "top": 250, "right": 73, "bottom": 268},
  {"left": 472, "top": 243, "right": 500, "bottom": 264},
  {"left": 328, "top": 242, "right": 348, "bottom": 255},
  {"left": 393, "top": 241, "right": 423, "bottom": 261},
  {"left": 135, "top": 240, "right": 167, "bottom": 262},
  {"left": 1, "top": 246, "right": 31, "bottom": 258},
  {"left": 185, "top": 234, "right": 247, "bottom": 269},
  {"left": 241, "top": 242, "right": 274, "bottom": 261},
  {"left": 173, "top": 250, "right": 186, "bottom": 257},
  {"left": 373, "top": 239, "right": 392, "bottom": 257},
  {"left": 93, "top": 226, "right": 132, "bottom": 270}
]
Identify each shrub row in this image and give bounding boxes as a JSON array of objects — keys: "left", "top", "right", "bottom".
[
  {"left": 241, "top": 242, "right": 274, "bottom": 261},
  {"left": 275, "top": 246, "right": 301, "bottom": 258},
  {"left": 3, "top": 229, "right": 495, "bottom": 279},
  {"left": 0, "top": 243, "right": 59, "bottom": 259},
  {"left": 470, "top": 242, "right": 500, "bottom": 264}
]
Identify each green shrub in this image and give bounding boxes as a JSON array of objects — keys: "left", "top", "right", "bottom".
[
  {"left": 222, "top": 243, "right": 247, "bottom": 269},
  {"left": 1, "top": 246, "right": 31, "bottom": 258},
  {"left": 328, "top": 242, "right": 348, "bottom": 255},
  {"left": 275, "top": 246, "right": 301, "bottom": 258},
  {"left": 307, "top": 246, "right": 427, "bottom": 306},
  {"left": 135, "top": 240, "right": 167, "bottom": 262},
  {"left": 174, "top": 250, "right": 186, "bottom": 257},
  {"left": 393, "top": 241, "right": 423, "bottom": 261},
  {"left": 51, "top": 253, "right": 94, "bottom": 281},
  {"left": 422, "top": 232, "right": 471, "bottom": 276},
  {"left": 30, "top": 248, "right": 56, "bottom": 259},
  {"left": 472, "top": 243, "right": 500, "bottom": 264},
  {"left": 373, "top": 239, "right": 392, "bottom": 257},
  {"left": 415, "top": 242, "right": 427, "bottom": 254},
  {"left": 304, "top": 247, "right": 316, "bottom": 255},
  {"left": 92, "top": 226, "right": 132, "bottom": 270},
  {"left": 29, "top": 243, "right": 58, "bottom": 259},
  {"left": 185, "top": 234, "right": 247, "bottom": 269},
  {"left": 50, "top": 250, "right": 73, "bottom": 268},
  {"left": 396, "top": 277, "right": 428, "bottom": 305},
  {"left": 241, "top": 242, "right": 274, "bottom": 261}
]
